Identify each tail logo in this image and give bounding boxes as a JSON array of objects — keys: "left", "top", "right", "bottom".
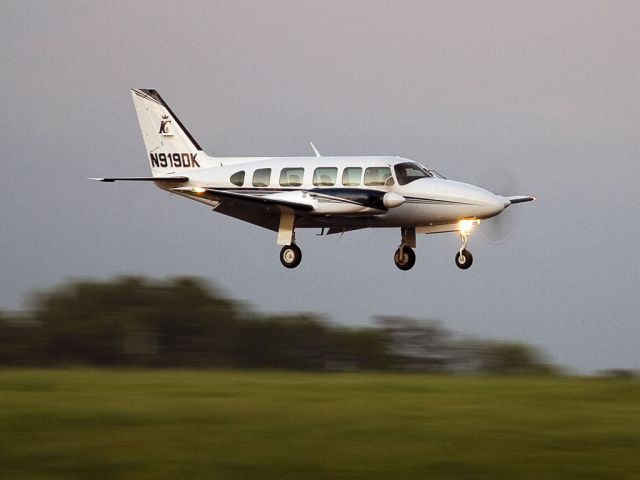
[{"left": 159, "top": 114, "right": 173, "bottom": 136}]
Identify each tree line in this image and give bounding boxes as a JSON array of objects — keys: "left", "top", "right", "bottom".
[{"left": 0, "top": 277, "right": 555, "bottom": 374}]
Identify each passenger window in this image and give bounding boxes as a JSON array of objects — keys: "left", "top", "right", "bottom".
[
  {"left": 230, "top": 171, "right": 245, "bottom": 186},
  {"left": 252, "top": 168, "right": 271, "bottom": 187},
  {"left": 342, "top": 167, "right": 362, "bottom": 186},
  {"left": 280, "top": 168, "right": 304, "bottom": 187},
  {"left": 364, "top": 167, "right": 392, "bottom": 186},
  {"left": 313, "top": 167, "right": 337, "bottom": 186}
]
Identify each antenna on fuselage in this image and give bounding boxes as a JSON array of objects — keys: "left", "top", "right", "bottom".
[{"left": 309, "top": 142, "right": 321, "bottom": 157}]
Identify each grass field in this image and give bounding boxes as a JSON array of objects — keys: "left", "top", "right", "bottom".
[{"left": 0, "top": 370, "right": 638, "bottom": 479}]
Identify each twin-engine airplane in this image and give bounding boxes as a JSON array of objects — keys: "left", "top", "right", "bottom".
[{"left": 92, "top": 89, "right": 534, "bottom": 270}]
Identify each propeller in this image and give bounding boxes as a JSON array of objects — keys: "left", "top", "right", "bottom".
[{"left": 477, "top": 162, "right": 527, "bottom": 244}]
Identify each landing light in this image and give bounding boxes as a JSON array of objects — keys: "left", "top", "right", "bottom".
[
  {"left": 458, "top": 219, "right": 479, "bottom": 234},
  {"left": 192, "top": 187, "right": 206, "bottom": 194}
]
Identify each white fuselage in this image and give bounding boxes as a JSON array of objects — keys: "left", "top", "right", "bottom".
[{"left": 163, "top": 154, "right": 507, "bottom": 230}]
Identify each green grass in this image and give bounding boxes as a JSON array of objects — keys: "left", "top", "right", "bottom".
[{"left": 0, "top": 370, "right": 638, "bottom": 479}]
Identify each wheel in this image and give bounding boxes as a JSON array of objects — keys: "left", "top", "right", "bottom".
[
  {"left": 280, "top": 244, "right": 302, "bottom": 269},
  {"left": 455, "top": 249, "right": 473, "bottom": 269},
  {"left": 394, "top": 246, "right": 416, "bottom": 271}
]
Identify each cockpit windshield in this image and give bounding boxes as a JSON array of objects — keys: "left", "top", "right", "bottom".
[{"left": 394, "top": 162, "right": 433, "bottom": 185}]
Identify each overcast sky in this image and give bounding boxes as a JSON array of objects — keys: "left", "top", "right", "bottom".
[{"left": 1, "top": 1, "right": 638, "bottom": 373}]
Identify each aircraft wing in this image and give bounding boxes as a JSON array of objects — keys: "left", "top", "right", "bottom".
[
  {"left": 172, "top": 187, "right": 315, "bottom": 212},
  {"left": 171, "top": 187, "right": 317, "bottom": 232},
  {"left": 89, "top": 176, "right": 189, "bottom": 183},
  {"left": 170, "top": 187, "right": 390, "bottom": 232}
]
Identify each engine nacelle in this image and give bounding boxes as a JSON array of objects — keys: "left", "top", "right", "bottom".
[{"left": 383, "top": 192, "right": 406, "bottom": 208}]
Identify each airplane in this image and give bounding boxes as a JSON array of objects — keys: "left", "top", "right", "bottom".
[{"left": 91, "top": 89, "right": 534, "bottom": 270}]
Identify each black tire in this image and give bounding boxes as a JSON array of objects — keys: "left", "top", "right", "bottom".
[
  {"left": 394, "top": 246, "right": 416, "bottom": 271},
  {"left": 455, "top": 249, "right": 473, "bottom": 269},
  {"left": 280, "top": 244, "right": 302, "bottom": 269}
]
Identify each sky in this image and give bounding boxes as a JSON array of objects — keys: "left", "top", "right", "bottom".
[{"left": 1, "top": 0, "right": 638, "bottom": 373}]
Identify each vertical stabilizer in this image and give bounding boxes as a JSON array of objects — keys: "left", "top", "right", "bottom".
[{"left": 131, "top": 89, "right": 218, "bottom": 175}]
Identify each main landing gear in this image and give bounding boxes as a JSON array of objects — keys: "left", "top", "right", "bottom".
[
  {"left": 394, "top": 227, "right": 417, "bottom": 270},
  {"left": 280, "top": 243, "right": 302, "bottom": 269},
  {"left": 277, "top": 210, "right": 302, "bottom": 268}
]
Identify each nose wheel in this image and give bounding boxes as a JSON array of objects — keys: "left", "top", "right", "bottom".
[
  {"left": 455, "top": 249, "right": 473, "bottom": 269},
  {"left": 280, "top": 244, "right": 302, "bottom": 268}
]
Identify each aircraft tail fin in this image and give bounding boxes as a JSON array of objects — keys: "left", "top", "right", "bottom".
[{"left": 131, "top": 89, "right": 218, "bottom": 175}]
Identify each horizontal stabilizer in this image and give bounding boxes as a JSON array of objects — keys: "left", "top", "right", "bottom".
[
  {"left": 507, "top": 196, "right": 536, "bottom": 204},
  {"left": 89, "top": 176, "right": 189, "bottom": 183}
]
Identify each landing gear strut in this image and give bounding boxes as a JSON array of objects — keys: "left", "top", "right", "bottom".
[
  {"left": 277, "top": 210, "right": 302, "bottom": 268},
  {"left": 394, "top": 227, "right": 417, "bottom": 271},
  {"left": 455, "top": 229, "right": 473, "bottom": 269}
]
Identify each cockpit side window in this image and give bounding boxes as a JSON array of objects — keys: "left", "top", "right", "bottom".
[
  {"left": 394, "top": 162, "right": 432, "bottom": 185},
  {"left": 230, "top": 171, "right": 245, "bottom": 186}
]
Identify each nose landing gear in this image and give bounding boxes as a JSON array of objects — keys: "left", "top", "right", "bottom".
[{"left": 455, "top": 228, "right": 473, "bottom": 269}]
